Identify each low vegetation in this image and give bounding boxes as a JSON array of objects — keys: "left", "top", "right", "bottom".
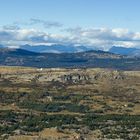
[{"left": 0, "top": 67, "right": 140, "bottom": 139}]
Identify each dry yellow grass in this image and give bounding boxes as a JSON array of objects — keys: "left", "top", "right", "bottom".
[
  {"left": 39, "top": 128, "right": 67, "bottom": 139},
  {"left": 8, "top": 128, "right": 79, "bottom": 140},
  {"left": 8, "top": 135, "right": 38, "bottom": 140}
]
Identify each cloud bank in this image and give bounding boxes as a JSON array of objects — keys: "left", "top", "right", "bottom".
[{"left": 0, "top": 24, "right": 140, "bottom": 50}]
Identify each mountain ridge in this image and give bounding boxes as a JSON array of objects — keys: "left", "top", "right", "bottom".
[
  {"left": 109, "top": 46, "right": 140, "bottom": 57},
  {"left": 1, "top": 44, "right": 140, "bottom": 57},
  {"left": 0, "top": 48, "right": 139, "bottom": 70},
  {"left": 20, "top": 44, "right": 92, "bottom": 53}
]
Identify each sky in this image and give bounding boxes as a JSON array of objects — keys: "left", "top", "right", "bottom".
[{"left": 0, "top": 0, "right": 140, "bottom": 50}]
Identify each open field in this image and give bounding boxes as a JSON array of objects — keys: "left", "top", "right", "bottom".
[{"left": 0, "top": 66, "right": 140, "bottom": 140}]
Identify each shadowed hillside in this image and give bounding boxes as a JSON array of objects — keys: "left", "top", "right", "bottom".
[{"left": 0, "top": 48, "right": 140, "bottom": 70}]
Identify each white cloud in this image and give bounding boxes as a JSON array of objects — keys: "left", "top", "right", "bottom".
[
  {"left": 64, "top": 27, "right": 140, "bottom": 49},
  {"left": 0, "top": 26, "right": 140, "bottom": 50}
]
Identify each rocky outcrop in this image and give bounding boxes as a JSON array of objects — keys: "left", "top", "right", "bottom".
[
  {"left": 60, "top": 70, "right": 125, "bottom": 83},
  {"left": 61, "top": 73, "right": 90, "bottom": 83}
]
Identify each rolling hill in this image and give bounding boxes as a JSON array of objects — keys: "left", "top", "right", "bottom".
[{"left": 0, "top": 48, "right": 140, "bottom": 70}]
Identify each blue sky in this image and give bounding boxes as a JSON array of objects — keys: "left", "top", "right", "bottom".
[
  {"left": 0, "top": 0, "right": 140, "bottom": 49},
  {"left": 0, "top": 0, "right": 140, "bottom": 30}
]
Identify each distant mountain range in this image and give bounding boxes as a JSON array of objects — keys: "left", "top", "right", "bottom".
[
  {"left": 20, "top": 44, "right": 92, "bottom": 53},
  {"left": 20, "top": 45, "right": 140, "bottom": 57},
  {"left": 109, "top": 46, "right": 140, "bottom": 57},
  {"left": 0, "top": 45, "right": 4, "bottom": 48},
  {"left": 0, "top": 44, "right": 139, "bottom": 70},
  {"left": 0, "top": 48, "right": 140, "bottom": 70},
  {"left": 0, "top": 44, "right": 140, "bottom": 57}
]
